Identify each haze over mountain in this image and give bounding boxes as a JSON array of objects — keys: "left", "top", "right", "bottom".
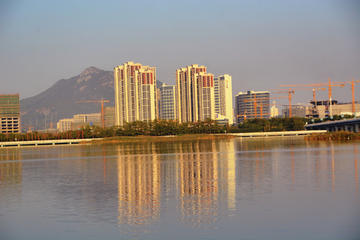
[{"left": 20, "top": 66, "right": 163, "bottom": 131}]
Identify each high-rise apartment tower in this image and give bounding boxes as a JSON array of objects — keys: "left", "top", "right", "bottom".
[
  {"left": 214, "top": 74, "right": 233, "bottom": 125},
  {"left": 175, "top": 64, "right": 215, "bottom": 123},
  {"left": 159, "top": 84, "right": 176, "bottom": 120},
  {"left": 114, "top": 62, "right": 157, "bottom": 126}
]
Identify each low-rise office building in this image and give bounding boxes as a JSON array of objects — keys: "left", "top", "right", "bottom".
[{"left": 0, "top": 94, "right": 20, "bottom": 133}]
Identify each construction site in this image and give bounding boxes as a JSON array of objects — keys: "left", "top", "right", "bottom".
[
  {"left": 0, "top": 94, "right": 21, "bottom": 134},
  {"left": 279, "top": 78, "right": 360, "bottom": 119},
  {"left": 234, "top": 78, "right": 359, "bottom": 123}
]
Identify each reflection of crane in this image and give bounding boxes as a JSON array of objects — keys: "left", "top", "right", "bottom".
[{"left": 75, "top": 99, "right": 109, "bottom": 128}]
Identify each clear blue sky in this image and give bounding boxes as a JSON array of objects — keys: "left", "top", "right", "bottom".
[{"left": 0, "top": 0, "right": 359, "bottom": 105}]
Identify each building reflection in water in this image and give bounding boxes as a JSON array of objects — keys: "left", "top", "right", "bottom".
[
  {"left": 177, "top": 140, "right": 219, "bottom": 228},
  {"left": 114, "top": 139, "right": 237, "bottom": 231},
  {"left": 176, "top": 139, "right": 236, "bottom": 228},
  {"left": 0, "top": 148, "right": 22, "bottom": 205},
  {"left": 234, "top": 138, "right": 274, "bottom": 198},
  {"left": 355, "top": 143, "right": 358, "bottom": 198},
  {"left": 116, "top": 144, "right": 161, "bottom": 235}
]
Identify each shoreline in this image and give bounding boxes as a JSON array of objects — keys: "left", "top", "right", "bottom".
[
  {"left": 2, "top": 131, "right": 360, "bottom": 147},
  {"left": 91, "top": 134, "right": 236, "bottom": 144}
]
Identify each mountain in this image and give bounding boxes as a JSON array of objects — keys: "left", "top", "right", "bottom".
[{"left": 20, "top": 67, "right": 164, "bottom": 131}]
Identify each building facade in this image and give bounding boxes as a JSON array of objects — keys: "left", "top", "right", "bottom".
[
  {"left": 159, "top": 84, "right": 176, "bottom": 120},
  {"left": 235, "top": 91, "right": 270, "bottom": 124},
  {"left": 73, "top": 113, "right": 101, "bottom": 123},
  {"left": 282, "top": 105, "right": 309, "bottom": 118},
  {"left": 57, "top": 118, "right": 73, "bottom": 132},
  {"left": 270, "top": 101, "right": 279, "bottom": 118},
  {"left": 214, "top": 74, "right": 233, "bottom": 125},
  {"left": 114, "top": 62, "right": 157, "bottom": 126},
  {"left": 105, "top": 106, "right": 115, "bottom": 127},
  {"left": 305, "top": 100, "right": 360, "bottom": 119},
  {"left": 0, "top": 94, "right": 20, "bottom": 133},
  {"left": 175, "top": 64, "right": 215, "bottom": 123}
]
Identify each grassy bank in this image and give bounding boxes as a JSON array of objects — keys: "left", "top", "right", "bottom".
[
  {"left": 91, "top": 134, "right": 236, "bottom": 143},
  {"left": 305, "top": 131, "right": 360, "bottom": 140}
]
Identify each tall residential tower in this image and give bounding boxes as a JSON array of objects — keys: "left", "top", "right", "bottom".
[
  {"left": 159, "top": 84, "right": 176, "bottom": 120},
  {"left": 214, "top": 74, "right": 233, "bottom": 125},
  {"left": 175, "top": 64, "right": 215, "bottom": 123},
  {"left": 114, "top": 62, "right": 157, "bottom": 126}
]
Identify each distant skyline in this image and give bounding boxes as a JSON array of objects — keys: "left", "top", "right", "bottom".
[{"left": 1, "top": 0, "right": 359, "bottom": 106}]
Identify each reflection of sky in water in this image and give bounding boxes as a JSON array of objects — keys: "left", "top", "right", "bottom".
[{"left": 0, "top": 138, "right": 359, "bottom": 239}]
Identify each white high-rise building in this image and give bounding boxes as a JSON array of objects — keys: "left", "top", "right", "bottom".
[
  {"left": 214, "top": 74, "right": 233, "bottom": 125},
  {"left": 114, "top": 62, "right": 157, "bottom": 126}
]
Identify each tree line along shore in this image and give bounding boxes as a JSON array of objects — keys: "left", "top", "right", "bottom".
[{"left": 1, "top": 117, "right": 359, "bottom": 142}]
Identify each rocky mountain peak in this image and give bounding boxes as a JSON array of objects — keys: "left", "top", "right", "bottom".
[{"left": 77, "top": 66, "right": 102, "bottom": 83}]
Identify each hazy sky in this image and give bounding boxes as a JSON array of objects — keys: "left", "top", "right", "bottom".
[{"left": 1, "top": 0, "right": 359, "bottom": 106}]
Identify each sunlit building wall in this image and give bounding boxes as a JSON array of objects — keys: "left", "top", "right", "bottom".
[
  {"left": 214, "top": 74, "right": 233, "bottom": 125},
  {"left": 57, "top": 118, "right": 73, "bottom": 132},
  {"left": 114, "top": 62, "right": 157, "bottom": 126},
  {"left": 176, "top": 65, "right": 215, "bottom": 123}
]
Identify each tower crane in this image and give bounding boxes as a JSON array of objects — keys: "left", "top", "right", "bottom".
[
  {"left": 244, "top": 94, "right": 291, "bottom": 118},
  {"left": 236, "top": 110, "right": 247, "bottom": 123},
  {"left": 75, "top": 99, "right": 109, "bottom": 128},
  {"left": 272, "top": 91, "right": 295, "bottom": 117},
  {"left": 329, "top": 78, "right": 360, "bottom": 114},
  {"left": 243, "top": 94, "right": 258, "bottom": 118},
  {"left": 278, "top": 79, "right": 344, "bottom": 101},
  {"left": 278, "top": 79, "right": 346, "bottom": 116},
  {"left": 274, "top": 87, "right": 325, "bottom": 101},
  {"left": 47, "top": 121, "right": 54, "bottom": 130},
  {"left": 28, "top": 125, "right": 34, "bottom": 133},
  {"left": 257, "top": 103, "right": 283, "bottom": 119}
]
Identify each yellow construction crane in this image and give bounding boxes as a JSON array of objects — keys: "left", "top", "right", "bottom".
[
  {"left": 278, "top": 79, "right": 345, "bottom": 101},
  {"left": 75, "top": 99, "right": 109, "bottom": 128},
  {"left": 271, "top": 91, "right": 295, "bottom": 117},
  {"left": 330, "top": 78, "right": 360, "bottom": 114},
  {"left": 236, "top": 110, "right": 247, "bottom": 122},
  {"left": 244, "top": 94, "right": 291, "bottom": 118},
  {"left": 278, "top": 79, "right": 348, "bottom": 116}
]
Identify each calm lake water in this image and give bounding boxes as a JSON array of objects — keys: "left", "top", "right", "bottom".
[{"left": 0, "top": 137, "right": 359, "bottom": 240}]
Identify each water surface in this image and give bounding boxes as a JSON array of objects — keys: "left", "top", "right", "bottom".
[{"left": 0, "top": 137, "right": 359, "bottom": 239}]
